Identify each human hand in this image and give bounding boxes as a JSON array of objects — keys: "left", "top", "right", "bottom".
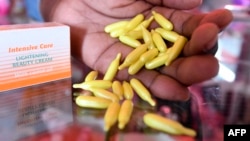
[{"left": 41, "top": 0, "right": 233, "bottom": 101}]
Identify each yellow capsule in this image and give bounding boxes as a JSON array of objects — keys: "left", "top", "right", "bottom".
[
  {"left": 125, "top": 14, "right": 144, "bottom": 32},
  {"left": 155, "top": 27, "right": 180, "bottom": 43},
  {"left": 112, "top": 80, "right": 124, "bottom": 100},
  {"left": 119, "top": 43, "right": 148, "bottom": 70},
  {"left": 140, "top": 48, "right": 159, "bottom": 63},
  {"left": 134, "top": 16, "right": 154, "bottom": 31},
  {"left": 103, "top": 53, "right": 122, "bottom": 81},
  {"left": 128, "top": 59, "right": 145, "bottom": 75},
  {"left": 75, "top": 95, "right": 112, "bottom": 109},
  {"left": 165, "top": 35, "right": 187, "bottom": 66},
  {"left": 104, "top": 102, "right": 120, "bottom": 131},
  {"left": 73, "top": 80, "right": 112, "bottom": 90},
  {"left": 125, "top": 30, "right": 143, "bottom": 39},
  {"left": 130, "top": 78, "right": 155, "bottom": 106},
  {"left": 141, "top": 25, "right": 151, "bottom": 43},
  {"left": 141, "top": 25, "right": 154, "bottom": 49},
  {"left": 151, "top": 30, "right": 167, "bottom": 52},
  {"left": 157, "top": 51, "right": 166, "bottom": 57},
  {"left": 118, "top": 100, "right": 134, "bottom": 129},
  {"left": 143, "top": 113, "right": 197, "bottom": 137},
  {"left": 90, "top": 88, "right": 120, "bottom": 102},
  {"left": 84, "top": 70, "right": 98, "bottom": 82},
  {"left": 110, "top": 28, "right": 127, "bottom": 38},
  {"left": 104, "top": 20, "right": 129, "bottom": 33},
  {"left": 122, "top": 81, "right": 134, "bottom": 100},
  {"left": 145, "top": 52, "right": 168, "bottom": 70},
  {"left": 119, "top": 35, "right": 141, "bottom": 48},
  {"left": 152, "top": 11, "right": 173, "bottom": 31}
]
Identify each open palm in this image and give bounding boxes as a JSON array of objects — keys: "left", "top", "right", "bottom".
[{"left": 41, "top": 0, "right": 233, "bottom": 101}]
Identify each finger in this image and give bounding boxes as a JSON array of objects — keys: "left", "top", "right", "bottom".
[
  {"left": 159, "top": 55, "right": 219, "bottom": 85},
  {"left": 152, "top": 8, "right": 232, "bottom": 36},
  {"left": 200, "top": 9, "right": 233, "bottom": 31},
  {"left": 161, "top": 0, "right": 202, "bottom": 10},
  {"left": 183, "top": 23, "right": 219, "bottom": 56}
]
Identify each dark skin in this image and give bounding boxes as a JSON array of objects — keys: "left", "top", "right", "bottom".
[{"left": 41, "top": 0, "right": 233, "bottom": 101}]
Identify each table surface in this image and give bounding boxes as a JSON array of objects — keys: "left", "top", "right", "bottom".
[{"left": 0, "top": 78, "right": 206, "bottom": 141}]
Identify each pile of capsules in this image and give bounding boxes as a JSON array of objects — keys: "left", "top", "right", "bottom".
[
  {"left": 105, "top": 10, "right": 187, "bottom": 75},
  {"left": 73, "top": 10, "right": 196, "bottom": 137}
]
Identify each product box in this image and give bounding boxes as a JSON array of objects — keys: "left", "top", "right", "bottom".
[{"left": 0, "top": 22, "right": 71, "bottom": 92}]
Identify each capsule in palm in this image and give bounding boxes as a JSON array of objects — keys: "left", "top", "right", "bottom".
[
  {"left": 73, "top": 80, "right": 112, "bottom": 90},
  {"left": 104, "top": 102, "right": 120, "bottom": 131},
  {"left": 145, "top": 52, "right": 168, "bottom": 70},
  {"left": 90, "top": 88, "right": 119, "bottom": 102},
  {"left": 130, "top": 78, "right": 156, "bottom": 106},
  {"left": 110, "top": 28, "right": 127, "bottom": 38},
  {"left": 152, "top": 11, "right": 173, "bottom": 31},
  {"left": 122, "top": 81, "right": 134, "bottom": 100},
  {"left": 104, "top": 20, "right": 129, "bottom": 33},
  {"left": 119, "top": 43, "right": 149, "bottom": 70},
  {"left": 155, "top": 27, "right": 180, "bottom": 43},
  {"left": 75, "top": 95, "right": 112, "bottom": 109},
  {"left": 143, "top": 113, "right": 197, "bottom": 137},
  {"left": 128, "top": 59, "right": 145, "bottom": 75},
  {"left": 118, "top": 100, "right": 134, "bottom": 129},
  {"left": 141, "top": 25, "right": 154, "bottom": 49},
  {"left": 125, "top": 30, "right": 143, "bottom": 39},
  {"left": 140, "top": 48, "right": 159, "bottom": 63},
  {"left": 151, "top": 30, "right": 167, "bottom": 52},
  {"left": 165, "top": 35, "right": 187, "bottom": 66},
  {"left": 103, "top": 53, "right": 121, "bottom": 81},
  {"left": 134, "top": 16, "right": 154, "bottom": 31},
  {"left": 112, "top": 80, "right": 124, "bottom": 100},
  {"left": 119, "top": 35, "right": 141, "bottom": 48},
  {"left": 84, "top": 70, "right": 98, "bottom": 82},
  {"left": 125, "top": 14, "right": 144, "bottom": 32}
]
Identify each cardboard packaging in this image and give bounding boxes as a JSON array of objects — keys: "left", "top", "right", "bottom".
[{"left": 0, "top": 22, "right": 71, "bottom": 92}]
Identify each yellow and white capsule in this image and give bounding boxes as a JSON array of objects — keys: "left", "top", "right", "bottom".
[
  {"left": 104, "top": 20, "right": 129, "bottom": 33},
  {"left": 103, "top": 53, "right": 122, "bottom": 81},
  {"left": 165, "top": 35, "right": 187, "bottom": 66},
  {"left": 140, "top": 48, "right": 159, "bottom": 63},
  {"left": 128, "top": 59, "right": 145, "bottom": 75},
  {"left": 143, "top": 113, "right": 197, "bottom": 137},
  {"left": 104, "top": 102, "right": 121, "bottom": 131},
  {"left": 73, "top": 80, "right": 112, "bottom": 90},
  {"left": 75, "top": 95, "right": 112, "bottom": 109},
  {"left": 119, "top": 35, "right": 141, "bottom": 48},
  {"left": 112, "top": 80, "right": 124, "bottom": 100},
  {"left": 130, "top": 78, "right": 156, "bottom": 106},
  {"left": 155, "top": 27, "right": 180, "bottom": 43},
  {"left": 122, "top": 81, "right": 134, "bottom": 100},
  {"left": 84, "top": 70, "right": 98, "bottom": 82},
  {"left": 151, "top": 30, "right": 167, "bottom": 52},
  {"left": 119, "top": 43, "right": 149, "bottom": 70},
  {"left": 118, "top": 100, "right": 134, "bottom": 129},
  {"left": 125, "top": 14, "right": 144, "bottom": 32},
  {"left": 89, "top": 88, "right": 120, "bottom": 102},
  {"left": 152, "top": 11, "right": 173, "bottom": 31}
]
